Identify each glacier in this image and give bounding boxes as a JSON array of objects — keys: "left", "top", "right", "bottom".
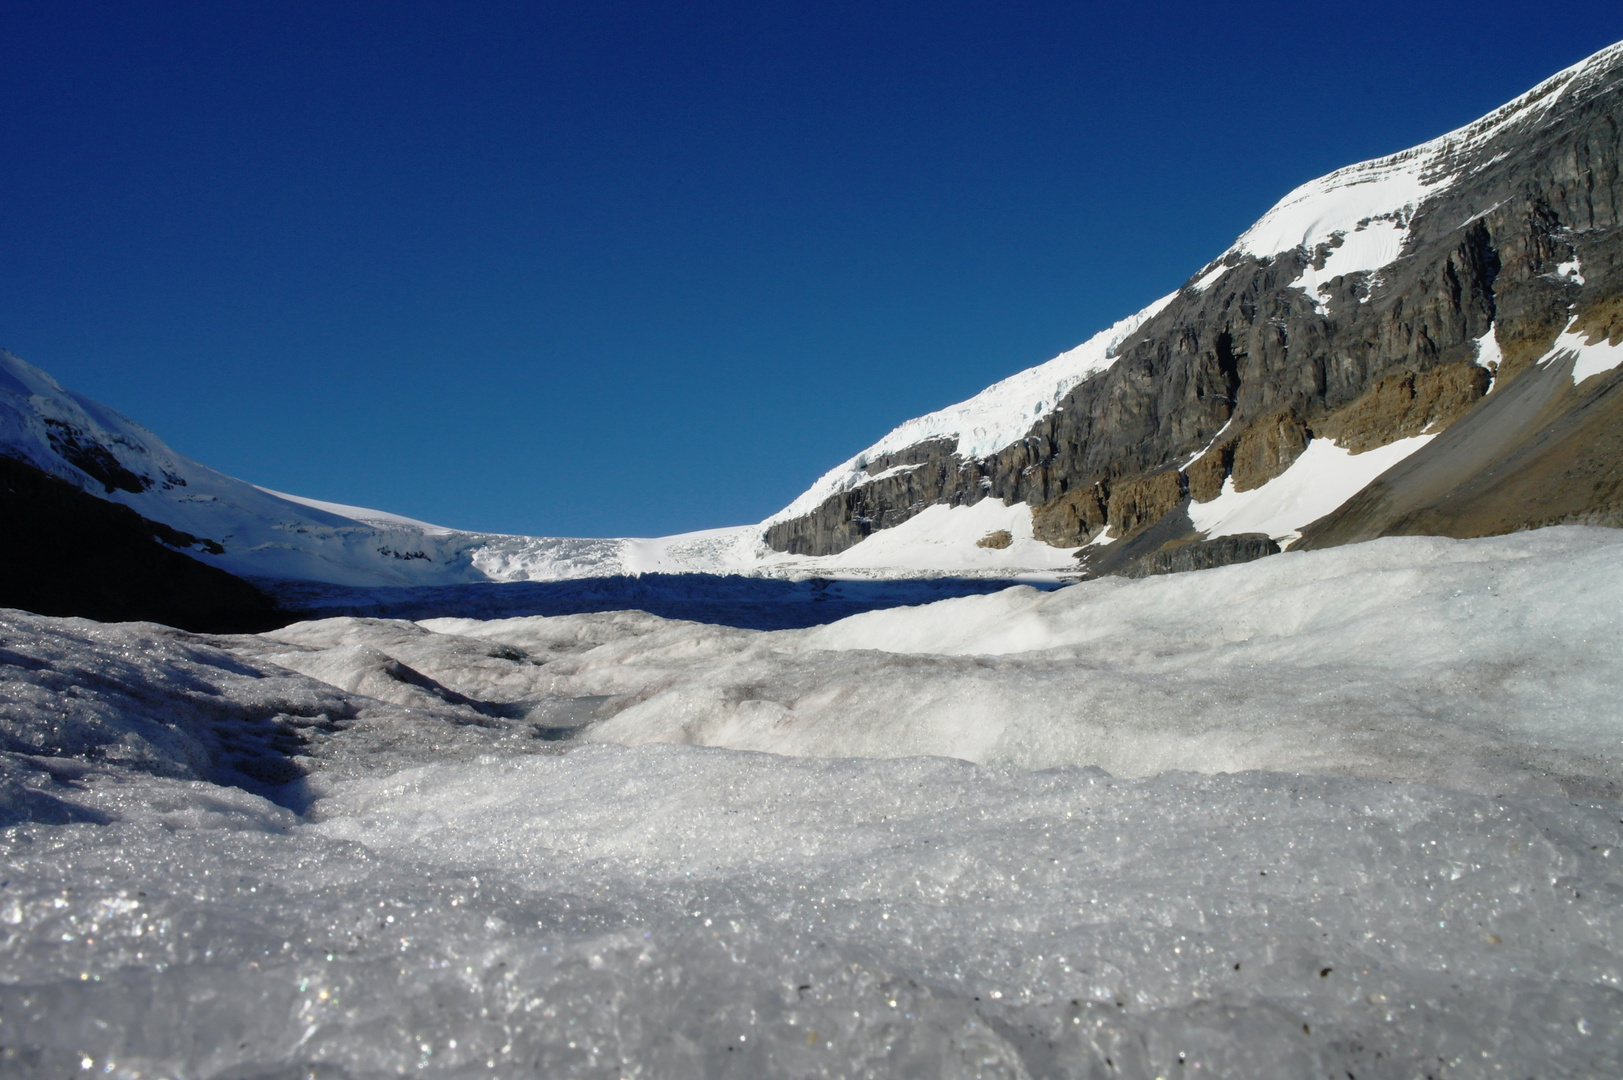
[{"left": 3, "top": 527, "right": 1621, "bottom": 1078}]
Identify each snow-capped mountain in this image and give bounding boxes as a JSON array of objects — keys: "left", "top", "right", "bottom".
[
  {"left": 765, "top": 40, "right": 1623, "bottom": 571},
  {"left": 0, "top": 349, "right": 498, "bottom": 588},
  {"left": 0, "top": 347, "right": 1087, "bottom": 591},
  {"left": 6, "top": 42, "right": 1623, "bottom": 604}
]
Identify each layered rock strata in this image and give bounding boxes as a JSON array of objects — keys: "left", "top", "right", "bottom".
[{"left": 765, "top": 44, "right": 1623, "bottom": 564}]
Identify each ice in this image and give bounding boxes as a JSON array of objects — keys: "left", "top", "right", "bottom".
[
  {"left": 1284, "top": 216, "right": 1412, "bottom": 310},
  {"left": 570, "top": 529, "right": 1623, "bottom": 796},
  {"left": 3, "top": 527, "right": 1623, "bottom": 1075},
  {"left": 1186, "top": 434, "right": 1435, "bottom": 544},
  {"left": 253, "top": 487, "right": 458, "bottom": 534}
]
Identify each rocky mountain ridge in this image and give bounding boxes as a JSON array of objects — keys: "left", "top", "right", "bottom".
[{"left": 764, "top": 41, "right": 1623, "bottom": 568}]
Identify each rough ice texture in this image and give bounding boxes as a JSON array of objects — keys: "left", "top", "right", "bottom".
[{"left": 3, "top": 528, "right": 1622, "bottom": 1077}]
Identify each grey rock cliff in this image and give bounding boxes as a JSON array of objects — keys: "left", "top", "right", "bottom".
[{"left": 766, "top": 44, "right": 1623, "bottom": 566}]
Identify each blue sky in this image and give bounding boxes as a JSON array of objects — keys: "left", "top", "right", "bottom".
[{"left": 3, "top": 2, "right": 1621, "bottom": 537}]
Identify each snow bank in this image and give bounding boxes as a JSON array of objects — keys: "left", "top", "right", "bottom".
[
  {"left": 566, "top": 528, "right": 1623, "bottom": 796},
  {"left": 3, "top": 527, "right": 1623, "bottom": 1075},
  {"left": 1187, "top": 434, "right": 1436, "bottom": 544}
]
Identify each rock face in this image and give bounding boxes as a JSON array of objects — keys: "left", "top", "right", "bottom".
[
  {"left": 1121, "top": 533, "right": 1282, "bottom": 578},
  {"left": 764, "top": 42, "right": 1623, "bottom": 567},
  {"left": 0, "top": 455, "right": 286, "bottom": 632}
]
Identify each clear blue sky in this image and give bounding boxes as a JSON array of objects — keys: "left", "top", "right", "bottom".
[{"left": 3, "top": 2, "right": 1620, "bottom": 537}]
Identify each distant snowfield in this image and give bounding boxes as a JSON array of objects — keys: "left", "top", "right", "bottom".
[{"left": 3, "top": 527, "right": 1622, "bottom": 1076}]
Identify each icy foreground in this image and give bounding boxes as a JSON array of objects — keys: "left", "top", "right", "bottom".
[{"left": 3, "top": 529, "right": 1623, "bottom": 1077}]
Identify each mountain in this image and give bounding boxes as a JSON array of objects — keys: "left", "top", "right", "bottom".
[
  {"left": 7, "top": 42, "right": 1623, "bottom": 613},
  {"left": 763, "top": 41, "right": 1623, "bottom": 573},
  {"left": 0, "top": 348, "right": 1087, "bottom": 599}
]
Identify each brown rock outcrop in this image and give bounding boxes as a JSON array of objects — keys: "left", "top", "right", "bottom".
[
  {"left": 1229, "top": 411, "right": 1311, "bottom": 492},
  {"left": 1314, "top": 363, "right": 1491, "bottom": 452},
  {"left": 1030, "top": 482, "right": 1110, "bottom": 546},
  {"left": 1107, "top": 469, "right": 1186, "bottom": 537},
  {"left": 1573, "top": 290, "right": 1623, "bottom": 347},
  {"left": 1184, "top": 444, "right": 1232, "bottom": 503},
  {"left": 976, "top": 530, "right": 1013, "bottom": 549}
]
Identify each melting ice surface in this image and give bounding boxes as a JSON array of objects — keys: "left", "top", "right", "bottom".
[{"left": 3, "top": 528, "right": 1623, "bottom": 1078}]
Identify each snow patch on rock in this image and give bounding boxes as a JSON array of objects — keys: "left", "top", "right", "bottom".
[
  {"left": 766, "top": 293, "right": 1178, "bottom": 525},
  {"left": 1188, "top": 435, "right": 1434, "bottom": 545}
]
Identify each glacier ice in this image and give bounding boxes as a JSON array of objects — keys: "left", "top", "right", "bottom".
[{"left": 2, "top": 527, "right": 1623, "bottom": 1077}]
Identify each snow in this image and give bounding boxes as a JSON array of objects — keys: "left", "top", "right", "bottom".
[
  {"left": 1538, "top": 318, "right": 1623, "bottom": 386},
  {"left": 1475, "top": 322, "right": 1504, "bottom": 392},
  {"left": 1188, "top": 260, "right": 1231, "bottom": 292},
  {"left": 254, "top": 486, "right": 457, "bottom": 534},
  {"left": 808, "top": 499, "right": 1080, "bottom": 573},
  {"left": 3, "top": 527, "right": 1623, "bottom": 1075},
  {"left": 1187, "top": 435, "right": 1434, "bottom": 544},
  {"left": 1235, "top": 171, "right": 1427, "bottom": 275},
  {"left": 466, "top": 504, "right": 1086, "bottom": 583},
  {"left": 766, "top": 294, "right": 1178, "bottom": 525},
  {"left": 1284, "top": 216, "right": 1411, "bottom": 310},
  {"left": 0, "top": 349, "right": 501, "bottom": 588},
  {"left": 1229, "top": 41, "right": 1623, "bottom": 273},
  {"left": 765, "top": 43, "right": 1623, "bottom": 535},
  {"left": 9, "top": 41, "right": 1619, "bottom": 588},
  {"left": 0, "top": 348, "right": 1089, "bottom": 584}
]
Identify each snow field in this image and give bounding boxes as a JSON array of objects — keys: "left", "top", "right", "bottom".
[
  {"left": 1187, "top": 434, "right": 1437, "bottom": 544},
  {"left": 3, "top": 527, "right": 1623, "bottom": 1076}
]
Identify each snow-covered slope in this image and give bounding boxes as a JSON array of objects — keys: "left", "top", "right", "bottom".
[
  {"left": 1, "top": 348, "right": 1094, "bottom": 585},
  {"left": 0, "top": 350, "right": 497, "bottom": 587},
  {"left": 1224, "top": 40, "right": 1623, "bottom": 276}
]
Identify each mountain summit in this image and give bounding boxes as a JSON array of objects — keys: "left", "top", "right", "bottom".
[{"left": 763, "top": 41, "right": 1623, "bottom": 574}]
